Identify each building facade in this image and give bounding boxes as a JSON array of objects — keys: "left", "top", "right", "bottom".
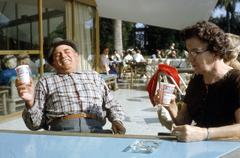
[{"left": 0, "top": 0, "right": 99, "bottom": 74}]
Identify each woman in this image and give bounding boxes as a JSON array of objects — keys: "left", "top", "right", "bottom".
[
  {"left": 155, "top": 21, "right": 240, "bottom": 142},
  {"left": 99, "top": 46, "right": 117, "bottom": 74},
  {"left": 224, "top": 33, "right": 240, "bottom": 70}
]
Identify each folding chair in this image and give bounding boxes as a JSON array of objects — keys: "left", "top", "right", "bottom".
[
  {"left": 147, "top": 64, "right": 187, "bottom": 106},
  {"left": 157, "top": 72, "right": 187, "bottom": 96},
  {"left": 147, "top": 64, "right": 188, "bottom": 131}
]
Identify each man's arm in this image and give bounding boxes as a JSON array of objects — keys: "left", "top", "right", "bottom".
[
  {"left": 22, "top": 105, "right": 46, "bottom": 131},
  {"left": 102, "top": 83, "right": 126, "bottom": 134},
  {"left": 16, "top": 78, "right": 47, "bottom": 130},
  {"left": 16, "top": 78, "right": 35, "bottom": 107}
]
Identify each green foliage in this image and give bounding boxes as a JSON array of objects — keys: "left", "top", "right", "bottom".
[
  {"left": 210, "top": 16, "right": 240, "bottom": 35},
  {"left": 145, "top": 26, "right": 184, "bottom": 55},
  {"left": 122, "top": 21, "right": 135, "bottom": 49},
  {"left": 99, "top": 18, "right": 113, "bottom": 51},
  {"left": 214, "top": 0, "right": 240, "bottom": 32},
  {"left": 100, "top": 18, "right": 135, "bottom": 51}
]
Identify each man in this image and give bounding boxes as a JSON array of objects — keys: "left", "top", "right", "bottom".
[
  {"left": 16, "top": 39, "right": 126, "bottom": 134},
  {"left": 132, "top": 49, "right": 145, "bottom": 63}
]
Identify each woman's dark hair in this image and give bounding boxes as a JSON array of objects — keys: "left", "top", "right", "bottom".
[{"left": 181, "top": 21, "right": 229, "bottom": 57}]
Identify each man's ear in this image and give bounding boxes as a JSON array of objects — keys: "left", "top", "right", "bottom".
[
  {"left": 51, "top": 59, "right": 57, "bottom": 68},
  {"left": 74, "top": 52, "right": 80, "bottom": 61}
]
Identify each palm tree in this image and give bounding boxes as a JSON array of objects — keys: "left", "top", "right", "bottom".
[{"left": 215, "top": 0, "right": 239, "bottom": 32}]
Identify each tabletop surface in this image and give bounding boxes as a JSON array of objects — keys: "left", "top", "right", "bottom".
[{"left": 0, "top": 130, "right": 239, "bottom": 158}]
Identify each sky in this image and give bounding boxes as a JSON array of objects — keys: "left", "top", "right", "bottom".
[
  {"left": 135, "top": 2, "right": 240, "bottom": 28},
  {"left": 212, "top": 2, "right": 240, "bottom": 18}
]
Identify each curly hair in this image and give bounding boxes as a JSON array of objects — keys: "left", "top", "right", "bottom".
[
  {"left": 224, "top": 33, "right": 240, "bottom": 62},
  {"left": 181, "top": 21, "right": 229, "bottom": 58}
]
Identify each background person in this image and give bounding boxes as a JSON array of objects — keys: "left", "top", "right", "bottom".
[
  {"left": 224, "top": 33, "right": 240, "bottom": 70},
  {"left": 154, "top": 21, "right": 240, "bottom": 142},
  {"left": 16, "top": 39, "right": 126, "bottom": 134},
  {"left": 133, "top": 48, "right": 145, "bottom": 63},
  {"left": 166, "top": 43, "right": 177, "bottom": 58},
  {"left": 123, "top": 50, "right": 133, "bottom": 63},
  {"left": 17, "top": 54, "right": 38, "bottom": 76},
  {"left": 155, "top": 49, "right": 165, "bottom": 59},
  {"left": 111, "top": 49, "right": 122, "bottom": 63},
  {"left": 99, "top": 46, "right": 117, "bottom": 75},
  {"left": 110, "top": 49, "right": 123, "bottom": 78},
  {"left": 0, "top": 55, "right": 17, "bottom": 86}
]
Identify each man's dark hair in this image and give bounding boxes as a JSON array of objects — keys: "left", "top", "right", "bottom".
[{"left": 48, "top": 38, "right": 79, "bottom": 64}]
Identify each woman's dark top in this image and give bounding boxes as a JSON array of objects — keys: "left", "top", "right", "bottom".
[{"left": 184, "top": 69, "right": 240, "bottom": 127}]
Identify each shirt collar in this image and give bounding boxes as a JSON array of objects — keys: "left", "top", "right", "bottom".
[{"left": 56, "top": 72, "right": 80, "bottom": 77}]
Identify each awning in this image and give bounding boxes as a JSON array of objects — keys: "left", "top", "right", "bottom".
[{"left": 96, "top": 0, "right": 218, "bottom": 30}]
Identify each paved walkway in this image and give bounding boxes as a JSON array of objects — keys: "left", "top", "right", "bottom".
[{"left": 0, "top": 87, "right": 169, "bottom": 135}]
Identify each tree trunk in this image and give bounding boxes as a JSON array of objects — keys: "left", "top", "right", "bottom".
[
  {"left": 226, "top": 11, "right": 231, "bottom": 32},
  {"left": 114, "top": 19, "right": 123, "bottom": 55}
]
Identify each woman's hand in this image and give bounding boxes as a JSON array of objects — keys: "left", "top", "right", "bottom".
[
  {"left": 153, "top": 89, "right": 178, "bottom": 115},
  {"left": 15, "top": 78, "right": 35, "bottom": 108},
  {"left": 153, "top": 90, "right": 161, "bottom": 105},
  {"left": 172, "top": 125, "right": 208, "bottom": 142}
]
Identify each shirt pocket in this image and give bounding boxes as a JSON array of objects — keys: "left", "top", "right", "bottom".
[
  {"left": 47, "top": 88, "right": 76, "bottom": 112},
  {"left": 83, "top": 92, "right": 103, "bottom": 114}
]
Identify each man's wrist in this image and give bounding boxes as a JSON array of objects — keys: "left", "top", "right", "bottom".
[
  {"left": 112, "top": 120, "right": 126, "bottom": 134},
  {"left": 25, "top": 100, "right": 33, "bottom": 109}
]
